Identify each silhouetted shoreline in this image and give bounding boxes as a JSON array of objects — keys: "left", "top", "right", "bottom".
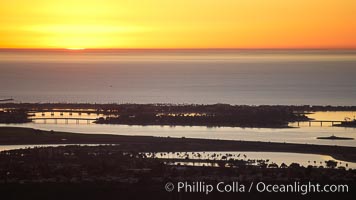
[
  {"left": 1, "top": 127, "right": 356, "bottom": 199},
  {"left": 3, "top": 103, "right": 356, "bottom": 128},
  {"left": 3, "top": 103, "right": 356, "bottom": 111},
  {"left": 1, "top": 127, "right": 356, "bottom": 162},
  {"left": 334, "top": 120, "right": 356, "bottom": 128},
  {"left": 1, "top": 142, "right": 355, "bottom": 200}
]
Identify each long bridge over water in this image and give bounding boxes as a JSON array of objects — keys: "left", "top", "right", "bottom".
[
  {"left": 31, "top": 117, "right": 348, "bottom": 127},
  {"left": 295, "top": 120, "right": 345, "bottom": 127},
  {"left": 32, "top": 117, "right": 97, "bottom": 124}
]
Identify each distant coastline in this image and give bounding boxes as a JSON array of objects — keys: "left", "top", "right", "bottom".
[
  {"left": 0, "top": 103, "right": 316, "bottom": 128},
  {"left": 2, "top": 103, "right": 356, "bottom": 128},
  {"left": 1, "top": 127, "right": 356, "bottom": 163}
]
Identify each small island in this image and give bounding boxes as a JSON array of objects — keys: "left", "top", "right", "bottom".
[
  {"left": 1, "top": 103, "right": 312, "bottom": 128},
  {"left": 317, "top": 135, "right": 354, "bottom": 140}
]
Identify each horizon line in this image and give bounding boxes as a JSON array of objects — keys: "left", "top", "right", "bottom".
[{"left": 1, "top": 47, "right": 356, "bottom": 51}]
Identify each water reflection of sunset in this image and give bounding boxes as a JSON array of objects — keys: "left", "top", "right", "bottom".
[{"left": 308, "top": 111, "right": 356, "bottom": 121}]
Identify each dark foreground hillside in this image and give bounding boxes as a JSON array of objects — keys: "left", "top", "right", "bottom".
[{"left": 0, "top": 145, "right": 355, "bottom": 200}]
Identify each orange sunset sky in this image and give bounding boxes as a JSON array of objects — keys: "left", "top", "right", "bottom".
[{"left": 1, "top": 0, "right": 356, "bottom": 49}]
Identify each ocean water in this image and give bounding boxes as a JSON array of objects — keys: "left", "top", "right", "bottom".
[{"left": 0, "top": 49, "right": 356, "bottom": 105}]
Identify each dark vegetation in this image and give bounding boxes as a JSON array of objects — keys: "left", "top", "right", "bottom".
[
  {"left": 334, "top": 120, "right": 356, "bottom": 128},
  {"left": 0, "top": 109, "right": 31, "bottom": 123},
  {"left": 2, "top": 103, "right": 356, "bottom": 127},
  {"left": 1, "top": 103, "right": 356, "bottom": 199},
  {"left": 1, "top": 145, "right": 354, "bottom": 183},
  {"left": 94, "top": 104, "right": 308, "bottom": 128},
  {"left": 0, "top": 103, "right": 317, "bottom": 127},
  {"left": 0, "top": 145, "right": 355, "bottom": 200},
  {"left": 0, "top": 126, "right": 355, "bottom": 199}
]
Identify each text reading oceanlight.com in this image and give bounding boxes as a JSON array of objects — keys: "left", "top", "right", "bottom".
[{"left": 165, "top": 181, "right": 349, "bottom": 195}]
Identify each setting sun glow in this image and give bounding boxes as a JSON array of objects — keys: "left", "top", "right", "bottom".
[
  {"left": 66, "top": 48, "right": 86, "bottom": 51},
  {"left": 1, "top": 0, "right": 356, "bottom": 49}
]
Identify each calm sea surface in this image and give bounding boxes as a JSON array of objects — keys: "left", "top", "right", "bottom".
[
  {"left": 1, "top": 49, "right": 356, "bottom": 105},
  {"left": 1, "top": 50, "right": 356, "bottom": 150}
]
